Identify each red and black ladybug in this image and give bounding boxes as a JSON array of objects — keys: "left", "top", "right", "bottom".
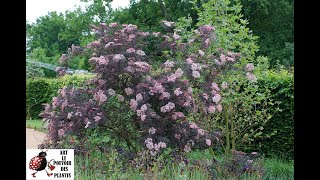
[{"left": 29, "top": 150, "right": 55, "bottom": 178}]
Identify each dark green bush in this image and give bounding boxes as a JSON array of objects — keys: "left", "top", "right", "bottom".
[
  {"left": 26, "top": 74, "right": 93, "bottom": 119},
  {"left": 252, "top": 69, "right": 294, "bottom": 159}
]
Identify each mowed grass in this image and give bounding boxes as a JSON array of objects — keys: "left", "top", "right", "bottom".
[{"left": 26, "top": 119, "right": 47, "bottom": 133}]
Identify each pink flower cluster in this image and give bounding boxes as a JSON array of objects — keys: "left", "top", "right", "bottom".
[
  {"left": 59, "top": 54, "right": 68, "bottom": 64},
  {"left": 133, "top": 61, "right": 150, "bottom": 72},
  {"left": 52, "top": 97, "right": 59, "bottom": 108},
  {"left": 117, "top": 95, "right": 124, "bottom": 102},
  {"left": 125, "top": 87, "right": 134, "bottom": 95},
  {"left": 208, "top": 106, "right": 216, "bottom": 114},
  {"left": 174, "top": 88, "right": 183, "bottom": 96},
  {"left": 161, "top": 20, "right": 175, "bottom": 27},
  {"left": 186, "top": 58, "right": 193, "bottom": 64},
  {"left": 159, "top": 91, "right": 171, "bottom": 100},
  {"left": 191, "top": 63, "right": 202, "bottom": 78},
  {"left": 246, "top": 63, "right": 254, "bottom": 71},
  {"left": 121, "top": 24, "right": 138, "bottom": 34},
  {"left": 136, "top": 50, "right": 146, "bottom": 56},
  {"left": 199, "top": 25, "right": 215, "bottom": 34},
  {"left": 138, "top": 32, "right": 150, "bottom": 37},
  {"left": 184, "top": 144, "right": 191, "bottom": 152},
  {"left": 211, "top": 82, "right": 221, "bottom": 94},
  {"left": 113, "top": 54, "right": 125, "bottom": 62},
  {"left": 126, "top": 48, "right": 136, "bottom": 53},
  {"left": 136, "top": 93, "right": 143, "bottom": 101},
  {"left": 108, "top": 88, "right": 116, "bottom": 96},
  {"left": 109, "top": 22, "right": 118, "bottom": 28},
  {"left": 189, "top": 122, "right": 198, "bottom": 129},
  {"left": 93, "top": 90, "right": 108, "bottom": 103},
  {"left": 148, "top": 127, "right": 156, "bottom": 134},
  {"left": 206, "top": 139, "right": 212, "bottom": 146},
  {"left": 144, "top": 138, "right": 167, "bottom": 156},
  {"left": 152, "top": 32, "right": 161, "bottom": 37},
  {"left": 198, "top": 50, "right": 205, "bottom": 57},
  {"left": 172, "top": 112, "right": 185, "bottom": 120},
  {"left": 136, "top": 104, "right": 147, "bottom": 121},
  {"left": 160, "top": 102, "right": 175, "bottom": 113},
  {"left": 128, "top": 34, "right": 135, "bottom": 42},
  {"left": 174, "top": 133, "right": 181, "bottom": 139},
  {"left": 173, "top": 32, "right": 180, "bottom": 40},
  {"left": 90, "top": 56, "right": 109, "bottom": 65},
  {"left": 94, "top": 116, "right": 101, "bottom": 122},
  {"left": 216, "top": 52, "right": 237, "bottom": 65},
  {"left": 246, "top": 72, "right": 257, "bottom": 82},
  {"left": 105, "top": 42, "right": 115, "bottom": 48},
  {"left": 167, "top": 68, "right": 184, "bottom": 82},
  {"left": 212, "top": 94, "right": 221, "bottom": 103},
  {"left": 164, "top": 60, "right": 175, "bottom": 68},
  {"left": 222, "top": 82, "right": 228, "bottom": 89},
  {"left": 192, "top": 71, "right": 200, "bottom": 78},
  {"left": 149, "top": 82, "right": 165, "bottom": 94},
  {"left": 130, "top": 99, "right": 138, "bottom": 110}
]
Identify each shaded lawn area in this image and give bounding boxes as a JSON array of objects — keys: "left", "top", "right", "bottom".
[{"left": 26, "top": 119, "right": 47, "bottom": 133}]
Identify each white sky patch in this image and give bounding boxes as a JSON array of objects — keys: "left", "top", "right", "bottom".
[{"left": 26, "top": 0, "right": 130, "bottom": 23}]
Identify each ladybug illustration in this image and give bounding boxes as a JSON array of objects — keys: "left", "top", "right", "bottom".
[{"left": 29, "top": 150, "right": 55, "bottom": 178}]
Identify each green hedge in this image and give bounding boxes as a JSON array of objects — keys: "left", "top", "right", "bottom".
[
  {"left": 26, "top": 74, "right": 94, "bottom": 119},
  {"left": 253, "top": 69, "right": 294, "bottom": 159}
]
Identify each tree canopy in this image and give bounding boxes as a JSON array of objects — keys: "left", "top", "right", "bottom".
[{"left": 26, "top": 0, "right": 294, "bottom": 71}]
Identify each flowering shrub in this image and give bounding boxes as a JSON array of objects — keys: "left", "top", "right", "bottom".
[
  {"left": 210, "top": 150, "right": 265, "bottom": 178},
  {"left": 40, "top": 22, "right": 252, "bottom": 155}
]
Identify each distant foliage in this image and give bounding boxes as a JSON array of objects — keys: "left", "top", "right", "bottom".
[
  {"left": 26, "top": 9, "right": 95, "bottom": 69},
  {"left": 276, "top": 42, "right": 294, "bottom": 68},
  {"left": 26, "top": 63, "right": 45, "bottom": 79},
  {"left": 253, "top": 69, "right": 294, "bottom": 159},
  {"left": 110, "top": 0, "right": 198, "bottom": 32},
  {"left": 240, "top": 0, "right": 294, "bottom": 67},
  {"left": 26, "top": 75, "right": 93, "bottom": 119},
  {"left": 192, "top": 0, "right": 259, "bottom": 63}
]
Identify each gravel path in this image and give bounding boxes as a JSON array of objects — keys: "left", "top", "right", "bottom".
[{"left": 26, "top": 128, "right": 46, "bottom": 149}]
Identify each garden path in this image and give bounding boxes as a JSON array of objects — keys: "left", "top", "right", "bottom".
[{"left": 26, "top": 128, "right": 46, "bottom": 149}]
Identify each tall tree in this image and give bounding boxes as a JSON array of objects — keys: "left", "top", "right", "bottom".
[
  {"left": 239, "top": 0, "right": 294, "bottom": 67},
  {"left": 26, "top": 7, "right": 94, "bottom": 68},
  {"left": 110, "top": 0, "right": 198, "bottom": 31},
  {"left": 80, "top": 0, "right": 113, "bottom": 23}
]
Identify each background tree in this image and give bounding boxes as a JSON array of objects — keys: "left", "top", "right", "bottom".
[
  {"left": 80, "top": 0, "right": 113, "bottom": 23},
  {"left": 239, "top": 0, "right": 294, "bottom": 67},
  {"left": 110, "top": 0, "right": 198, "bottom": 32},
  {"left": 27, "top": 9, "right": 95, "bottom": 71}
]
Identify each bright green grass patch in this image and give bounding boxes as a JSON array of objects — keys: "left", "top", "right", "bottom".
[
  {"left": 263, "top": 158, "right": 294, "bottom": 180},
  {"left": 26, "top": 119, "right": 47, "bottom": 133}
]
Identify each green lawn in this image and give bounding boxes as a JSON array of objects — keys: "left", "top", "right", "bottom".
[{"left": 26, "top": 119, "right": 47, "bottom": 133}]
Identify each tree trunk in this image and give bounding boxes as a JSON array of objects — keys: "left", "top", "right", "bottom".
[
  {"left": 230, "top": 109, "right": 236, "bottom": 150},
  {"left": 224, "top": 109, "right": 230, "bottom": 154},
  {"left": 158, "top": 0, "right": 169, "bottom": 20}
]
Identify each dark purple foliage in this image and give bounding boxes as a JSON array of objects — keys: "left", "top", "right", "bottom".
[{"left": 40, "top": 22, "right": 243, "bottom": 155}]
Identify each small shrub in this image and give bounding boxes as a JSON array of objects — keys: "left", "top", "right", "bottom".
[{"left": 210, "top": 150, "right": 265, "bottom": 179}]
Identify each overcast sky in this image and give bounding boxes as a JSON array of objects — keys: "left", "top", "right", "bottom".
[{"left": 26, "top": 0, "right": 130, "bottom": 23}]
